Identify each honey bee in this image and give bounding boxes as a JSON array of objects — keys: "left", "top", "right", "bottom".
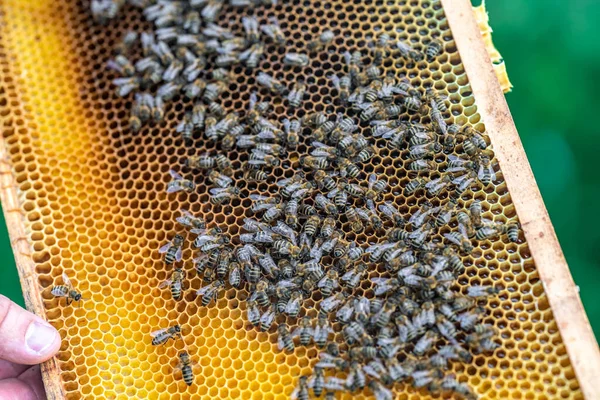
[
  {"left": 292, "top": 316, "right": 314, "bottom": 346},
  {"left": 286, "top": 80, "right": 310, "bottom": 109},
  {"left": 506, "top": 222, "right": 519, "bottom": 242},
  {"left": 425, "top": 39, "right": 443, "bottom": 61},
  {"left": 244, "top": 169, "right": 268, "bottom": 182},
  {"left": 462, "top": 125, "right": 488, "bottom": 150},
  {"left": 262, "top": 204, "right": 285, "bottom": 223},
  {"left": 277, "top": 323, "right": 295, "bottom": 352},
  {"left": 314, "top": 194, "right": 338, "bottom": 215},
  {"left": 191, "top": 103, "right": 206, "bottom": 128},
  {"left": 273, "top": 239, "right": 301, "bottom": 258},
  {"left": 196, "top": 280, "right": 225, "bottom": 306},
  {"left": 241, "top": 16, "right": 259, "bottom": 44},
  {"left": 373, "top": 33, "right": 391, "bottom": 65},
  {"left": 365, "top": 173, "right": 388, "bottom": 200},
  {"left": 207, "top": 170, "right": 233, "bottom": 188},
  {"left": 308, "top": 30, "right": 334, "bottom": 52},
  {"left": 425, "top": 88, "right": 448, "bottom": 112},
  {"left": 318, "top": 270, "right": 340, "bottom": 297},
  {"left": 156, "top": 81, "right": 182, "bottom": 102},
  {"left": 302, "top": 111, "right": 328, "bottom": 128},
  {"left": 159, "top": 267, "right": 186, "bottom": 300},
  {"left": 396, "top": 40, "right": 424, "bottom": 62},
  {"left": 201, "top": 81, "right": 227, "bottom": 103},
  {"left": 378, "top": 201, "right": 405, "bottom": 227},
  {"left": 430, "top": 99, "right": 447, "bottom": 135},
  {"left": 247, "top": 299, "right": 261, "bottom": 327},
  {"left": 194, "top": 230, "right": 229, "bottom": 252},
  {"left": 175, "top": 208, "right": 206, "bottom": 233},
  {"left": 159, "top": 234, "right": 184, "bottom": 264},
  {"left": 408, "top": 159, "right": 436, "bottom": 172},
  {"left": 308, "top": 367, "right": 325, "bottom": 397},
  {"left": 444, "top": 224, "right": 474, "bottom": 253},
  {"left": 409, "top": 142, "right": 442, "bottom": 160},
  {"left": 282, "top": 118, "right": 300, "bottom": 148},
  {"left": 413, "top": 331, "right": 437, "bottom": 356},
  {"left": 441, "top": 375, "right": 478, "bottom": 400},
  {"left": 175, "top": 351, "right": 198, "bottom": 386},
  {"left": 176, "top": 113, "right": 194, "bottom": 145},
  {"left": 224, "top": 261, "right": 241, "bottom": 288},
  {"left": 249, "top": 150, "right": 281, "bottom": 167},
  {"left": 261, "top": 17, "right": 286, "bottom": 45},
  {"left": 425, "top": 174, "right": 453, "bottom": 196},
  {"left": 51, "top": 272, "right": 84, "bottom": 307},
  {"left": 151, "top": 324, "right": 181, "bottom": 346},
  {"left": 240, "top": 42, "right": 265, "bottom": 69},
  {"left": 313, "top": 313, "right": 334, "bottom": 347},
  {"left": 329, "top": 74, "right": 351, "bottom": 105},
  {"left": 296, "top": 216, "right": 320, "bottom": 241},
  {"left": 319, "top": 217, "right": 337, "bottom": 238},
  {"left": 313, "top": 170, "right": 338, "bottom": 192},
  {"left": 259, "top": 307, "right": 276, "bottom": 332},
  {"left": 107, "top": 54, "right": 135, "bottom": 76},
  {"left": 291, "top": 376, "right": 309, "bottom": 400},
  {"left": 337, "top": 157, "right": 361, "bottom": 178},
  {"left": 284, "top": 52, "right": 310, "bottom": 67},
  {"left": 113, "top": 30, "right": 138, "bottom": 55},
  {"left": 285, "top": 291, "right": 303, "bottom": 318},
  {"left": 167, "top": 170, "right": 195, "bottom": 194},
  {"left": 477, "top": 155, "right": 496, "bottom": 185}
]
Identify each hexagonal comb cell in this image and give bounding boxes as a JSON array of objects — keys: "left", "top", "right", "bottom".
[{"left": 0, "top": 0, "right": 584, "bottom": 399}]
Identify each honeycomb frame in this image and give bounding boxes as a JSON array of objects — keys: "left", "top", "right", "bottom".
[{"left": 0, "top": 0, "right": 598, "bottom": 399}]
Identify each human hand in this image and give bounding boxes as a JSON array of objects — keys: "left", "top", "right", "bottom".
[{"left": 0, "top": 295, "right": 60, "bottom": 400}]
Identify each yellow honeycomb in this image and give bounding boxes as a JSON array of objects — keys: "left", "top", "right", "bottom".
[{"left": 0, "top": 0, "right": 583, "bottom": 399}]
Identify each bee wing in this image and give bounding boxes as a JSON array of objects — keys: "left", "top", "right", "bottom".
[
  {"left": 169, "top": 169, "right": 182, "bottom": 180},
  {"left": 340, "top": 269, "right": 356, "bottom": 281},
  {"left": 458, "top": 223, "right": 469, "bottom": 239},
  {"left": 158, "top": 243, "right": 171, "bottom": 254},
  {"left": 326, "top": 187, "right": 339, "bottom": 199},
  {"left": 159, "top": 279, "right": 173, "bottom": 289},
  {"left": 249, "top": 194, "right": 270, "bottom": 201},
  {"left": 355, "top": 208, "right": 370, "bottom": 221},
  {"left": 61, "top": 272, "right": 73, "bottom": 288},
  {"left": 248, "top": 159, "right": 267, "bottom": 166},
  {"left": 368, "top": 173, "right": 377, "bottom": 189},
  {"left": 201, "top": 243, "right": 222, "bottom": 252},
  {"left": 151, "top": 328, "right": 168, "bottom": 337},
  {"left": 209, "top": 187, "right": 227, "bottom": 194},
  {"left": 272, "top": 221, "right": 296, "bottom": 240},
  {"left": 190, "top": 228, "right": 207, "bottom": 235},
  {"left": 276, "top": 177, "right": 293, "bottom": 187},
  {"left": 175, "top": 247, "right": 183, "bottom": 262},
  {"left": 253, "top": 203, "right": 276, "bottom": 211},
  {"left": 196, "top": 284, "right": 212, "bottom": 296},
  {"left": 173, "top": 280, "right": 182, "bottom": 292},
  {"left": 166, "top": 185, "right": 182, "bottom": 194},
  {"left": 443, "top": 232, "right": 461, "bottom": 246}
]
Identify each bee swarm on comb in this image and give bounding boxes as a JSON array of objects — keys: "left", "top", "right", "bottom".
[{"left": 49, "top": 0, "right": 527, "bottom": 398}]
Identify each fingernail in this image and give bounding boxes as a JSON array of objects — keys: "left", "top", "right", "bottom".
[{"left": 25, "top": 320, "right": 57, "bottom": 355}]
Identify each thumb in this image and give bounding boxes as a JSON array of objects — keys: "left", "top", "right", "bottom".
[{"left": 0, "top": 295, "right": 60, "bottom": 365}]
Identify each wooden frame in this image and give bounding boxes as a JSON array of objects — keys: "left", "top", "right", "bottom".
[
  {"left": 0, "top": 1, "right": 597, "bottom": 399},
  {"left": 442, "top": 0, "right": 600, "bottom": 398}
]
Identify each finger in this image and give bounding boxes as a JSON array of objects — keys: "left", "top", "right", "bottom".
[
  {"left": 19, "top": 365, "right": 46, "bottom": 400},
  {"left": 0, "top": 359, "right": 28, "bottom": 380},
  {"left": 0, "top": 295, "right": 60, "bottom": 365},
  {"left": 0, "top": 376, "right": 41, "bottom": 400}
]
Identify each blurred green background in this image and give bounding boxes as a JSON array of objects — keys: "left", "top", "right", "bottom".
[{"left": 0, "top": 0, "right": 599, "bottom": 340}]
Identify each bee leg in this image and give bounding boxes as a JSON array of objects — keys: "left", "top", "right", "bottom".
[{"left": 66, "top": 298, "right": 72, "bottom": 306}]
